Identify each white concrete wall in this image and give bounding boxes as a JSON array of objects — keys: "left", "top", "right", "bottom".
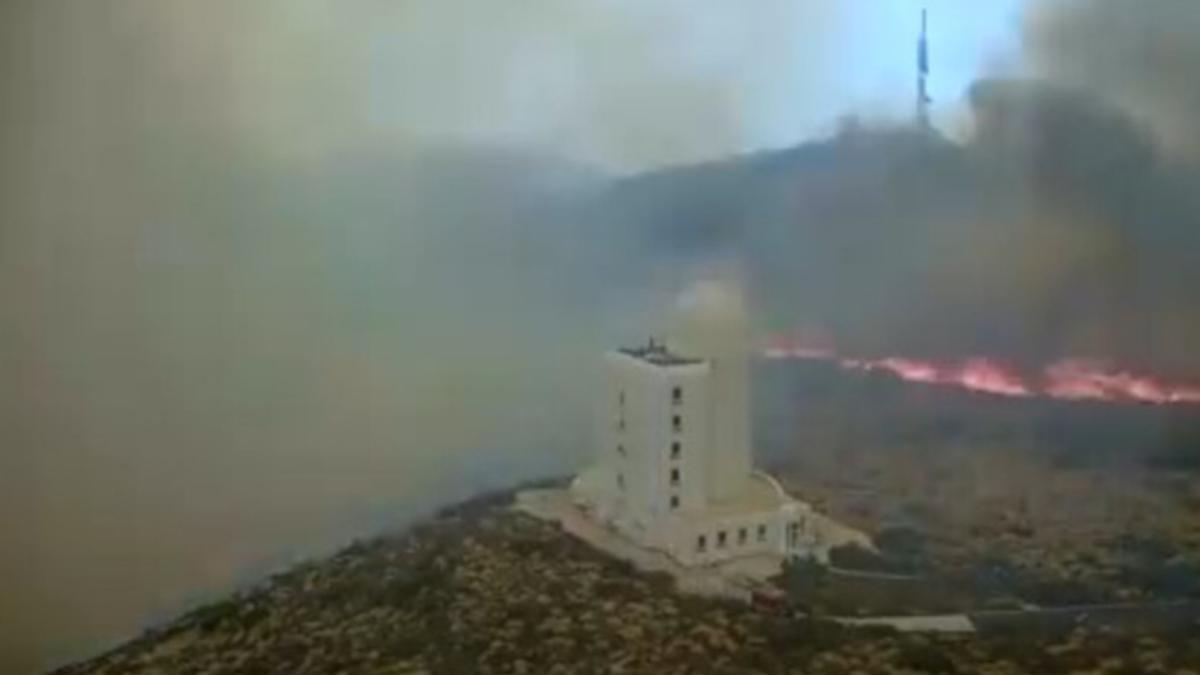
[
  {"left": 661, "top": 502, "right": 822, "bottom": 566},
  {"left": 585, "top": 337, "right": 829, "bottom": 567},
  {"left": 667, "top": 511, "right": 783, "bottom": 566},
  {"left": 657, "top": 365, "right": 711, "bottom": 516},
  {"left": 599, "top": 352, "right": 711, "bottom": 548}
]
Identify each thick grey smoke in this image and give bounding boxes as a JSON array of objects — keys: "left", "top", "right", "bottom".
[
  {"left": 961, "top": 79, "right": 1200, "bottom": 374},
  {"left": 747, "top": 78, "right": 1200, "bottom": 374},
  {"left": 6, "top": 1, "right": 1200, "bottom": 672},
  {"left": 924, "top": 0, "right": 1200, "bottom": 375},
  {"left": 1026, "top": 0, "right": 1200, "bottom": 158},
  {"left": 609, "top": 1, "right": 1200, "bottom": 380},
  {"left": 0, "top": 2, "right": 856, "bottom": 672},
  {"left": 912, "top": 0, "right": 1200, "bottom": 375},
  {"left": 0, "top": 0, "right": 843, "bottom": 174}
]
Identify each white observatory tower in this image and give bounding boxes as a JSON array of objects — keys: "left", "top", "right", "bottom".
[{"left": 571, "top": 280, "right": 826, "bottom": 566}]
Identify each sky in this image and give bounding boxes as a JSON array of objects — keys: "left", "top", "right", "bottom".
[
  {"left": 830, "top": 0, "right": 1027, "bottom": 136},
  {"left": 50, "top": 0, "right": 1033, "bottom": 174},
  {"left": 357, "top": 0, "right": 1031, "bottom": 171}
]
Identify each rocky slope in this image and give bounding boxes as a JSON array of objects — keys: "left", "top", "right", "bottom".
[{"left": 55, "top": 489, "right": 1200, "bottom": 674}]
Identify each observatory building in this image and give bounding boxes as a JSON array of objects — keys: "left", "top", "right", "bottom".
[{"left": 571, "top": 283, "right": 821, "bottom": 566}]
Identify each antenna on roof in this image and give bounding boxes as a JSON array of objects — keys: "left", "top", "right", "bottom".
[{"left": 916, "top": 7, "right": 932, "bottom": 132}]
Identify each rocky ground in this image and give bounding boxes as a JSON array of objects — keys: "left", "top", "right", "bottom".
[
  {"left": 759, "top": 362, "right": 1200, "bottom": 613},
  {"left": 55, "top": 488, "right": 1200, "bottom": 675},
  {"left": 774, "top": 438, "right": 1200, "bottom": 612}
]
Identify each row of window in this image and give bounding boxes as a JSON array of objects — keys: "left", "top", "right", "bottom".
[
  {"left": 621, "top": 387, "right": 683, "bottom": 403},
  {"left": 617, "top": 441, "right": 681, "bottom": 459},
  {"left": 617, "top": 386, "right": 683, "bottom": 405},
  {"left": 615, "top": 387, "right": 685, "bottom": 498},
  {"left": 617, "top": 414, "right": 682, "bottom": 433},
  {"left": 615, "top": 408, "right": 682, "bottom": 434},
  {"left": 696, "top": 524, "right": 768, "bottom": 553},
  {"left": 617, "top": 387, "right": 684, "bottom": 411},
  {"left": 615, "top": 469, "right": 682, "bottom": 494}
]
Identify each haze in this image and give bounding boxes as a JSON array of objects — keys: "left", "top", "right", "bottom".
[{"left": 5, "top": 1, "right": 1199, "bottom": 673}]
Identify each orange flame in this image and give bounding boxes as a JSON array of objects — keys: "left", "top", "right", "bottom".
[{"left": 762, "top": 334, "right": 1200, "bottom": 406}]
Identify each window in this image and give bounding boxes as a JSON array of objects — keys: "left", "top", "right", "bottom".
[
  {"left": 670, "top": 441, "right": 681, "bottom": 459},
  {"left": 617, "top": 473, "right": 625, "bottom": 491},
  {"left": 717, "top": 531, "right": 727, "bottom": 548},
  {"left": 618, "top": 416, "right": 625, "bottom": 431},
  {"left": 670, "top": 468, "right": 680, "bottom": 486},
  {"left": 672, "top": 414, "right": 681, "bottom": 432},
  {"left": 619, "top": 390, "right": 625, "bottom": 405},
  {"left": 757, "top": 524, "right": 767, "bottom": 542},
  {"left": 697, "top": 535, "right": 707, "bottom": 552},
  {"left": 670, "top": 495, "right": 680, "bottom": 509},
  {"left": 672, "top": 386, "right": 682, "bottom": 404},
  {"left": 738, "top": 528, "right": 747, "bottom": 545}
]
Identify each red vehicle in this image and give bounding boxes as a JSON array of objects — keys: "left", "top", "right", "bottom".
[{"left": 751, "top": 585, "right": 789, "bottom": 615}]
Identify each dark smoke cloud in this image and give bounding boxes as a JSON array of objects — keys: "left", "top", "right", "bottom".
[
  {"left": 605, "top": 1, "right": 1200, "bottom": 380},
  {"left": 0, "top": 1, "right": 859, "bottom": 671},
  {"left": 5, "top": 1, "right": 1200, "bottom": 672},
  {"left": 1026, "top": 0, "right": 1200, "bottom": 158},
  {"left": 902, "top": 0, "right": 1200, "bottom": 375},
  {"left": 961, "top": 78, "right": 1200, "bottom": 374},
  {"left": 607, "top": 90, "right": 1200, "bottom": 380}
]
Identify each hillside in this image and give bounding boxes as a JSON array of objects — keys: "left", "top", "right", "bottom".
[{"left": 54, "top": 487, "right": 1200, "bottom": 675}]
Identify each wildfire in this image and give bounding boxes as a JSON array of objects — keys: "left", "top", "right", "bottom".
[{"left": 762, "top": 334, "right": 1200, "bottom": 406}]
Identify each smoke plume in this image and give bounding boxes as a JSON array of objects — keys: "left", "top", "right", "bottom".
[
  {"left": 670, "top": 1, "right": 1200, "bottom": 380},
  {"left": 5, "top": 1, "right": 1200, "bottom": 672},
  {"left": 1026, "top": 0, "right": 1200, "bottom": 159},
  {"left": 0, "top": 1, "right": 863, "bottom": 671}
]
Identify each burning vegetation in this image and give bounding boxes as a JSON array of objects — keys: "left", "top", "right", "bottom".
[{"left": 764, "top": 334, "right": 1200, "bottom": 406}]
